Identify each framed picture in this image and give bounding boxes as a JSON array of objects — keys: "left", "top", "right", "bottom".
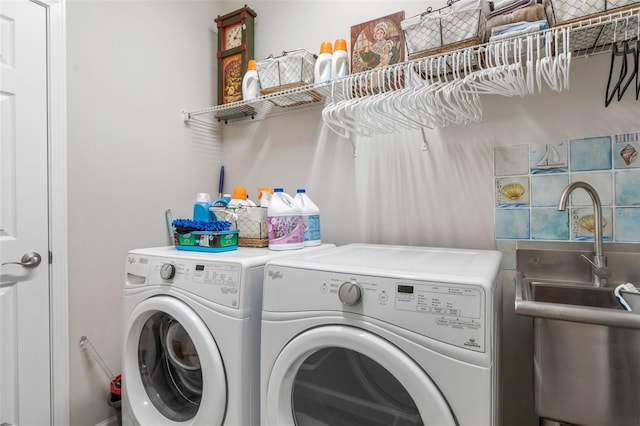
[
  {"left": 350, "top": 11, "right": 405, "bottom": 74},
  {"left": 221, "top": 53, "right": 243, "bottom": 104}
]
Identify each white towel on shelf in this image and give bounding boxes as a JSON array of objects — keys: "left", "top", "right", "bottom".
[{"left": 489, "top": 19, "right": 548, "bottom": 41}]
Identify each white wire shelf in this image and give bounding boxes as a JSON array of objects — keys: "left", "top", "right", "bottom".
[
  {"left": 182, "top": 81, "right": 333, "bottom": 125},
  {"left": 182, "top": 4, "right": 640, "bottom": 126}
]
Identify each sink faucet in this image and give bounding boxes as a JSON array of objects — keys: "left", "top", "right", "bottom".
[{"left": 558, "top": 181, "right": 610, "bottom": 287}]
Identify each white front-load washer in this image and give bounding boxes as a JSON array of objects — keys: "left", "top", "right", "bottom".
[
  {"left": 261, "top": 243, "right": 502, "bottom": 426},
  {"left": 122, "top": 244, "right": 333, "bottom": 426}
]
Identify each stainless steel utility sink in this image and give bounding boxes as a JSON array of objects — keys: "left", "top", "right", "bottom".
[
  {"left": 514, "top": 242, "right": 640, "bottom": 426},
  {"left": 530, "top": 280, "right": 619, "bottom": 308},
  {"left": 516, "top": 277, "right": 640, "bottom": 329}
]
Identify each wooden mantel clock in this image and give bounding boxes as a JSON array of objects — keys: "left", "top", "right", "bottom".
[{"left": 215, "top": 5, "right": 257, "bottom": 105}]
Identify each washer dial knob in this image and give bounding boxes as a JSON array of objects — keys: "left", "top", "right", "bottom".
[
  {"left": 160, "top": 263, "right": 176, "bottom": 280},
  {"left": 339, "top": 281, "right": 362, "bottom": 306}
]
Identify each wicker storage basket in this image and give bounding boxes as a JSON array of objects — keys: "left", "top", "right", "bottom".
[
  {"left": 255, "top": 49, "right": 317, "bottom": 94},
  {"left": 547, "top": 0, "right": 640, "bottom": 24},
  {"left": 211, "top": 205, "right": 268, "bottom": 248},
  {"left": 402, "top": 0, "right": 489, "bottom": 59}
]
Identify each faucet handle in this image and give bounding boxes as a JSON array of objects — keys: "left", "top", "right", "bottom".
[{"left": 580, "top": 254, "right": 612, "bottom": 279}]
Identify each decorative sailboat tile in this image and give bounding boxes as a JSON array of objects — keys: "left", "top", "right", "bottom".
[
  {"left": 492, "top": 131, "right": 640, "bottom": 243},
  {"left": 530, "top": 141, "right": 567, "bottom": 174},
  {"left": 495, "top": 177, "right": 529, "bottom": 208},
  {"left": 570, "top": 207, "right": 613, "bottom": 241}
]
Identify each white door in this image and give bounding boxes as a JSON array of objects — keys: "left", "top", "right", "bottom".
[
  {"left": 0, "top": 0, "right": 51, "bottom": 425},
  {"left": 265, "top": 325, "right": 457, "bottom": 426}
]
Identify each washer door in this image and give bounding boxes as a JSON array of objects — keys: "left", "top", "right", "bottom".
[
  {"left": 266, "top": 325, "right": 456, "bottom": 426},
  {"left": 124, "top": 296, "right": 226, "bottom": 425}
]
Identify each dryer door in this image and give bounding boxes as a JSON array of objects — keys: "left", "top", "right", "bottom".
[
  {"left": 265, "top": 325, "right": 456, "bottom": 426},
  {"left": 124, "top": 296, "right": 226, "bottom": 425}
]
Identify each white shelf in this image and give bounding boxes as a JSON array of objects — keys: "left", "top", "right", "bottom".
[
  {"left": 183, "top": 81, "right": 333, "bottom": 125},
  {"left": 183, "top": 5, "right": 640, "bottom": 127}
]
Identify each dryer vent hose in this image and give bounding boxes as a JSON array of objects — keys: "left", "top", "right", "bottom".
[{"left": 80, "top": 335, "right": 115, "bottom": 381}]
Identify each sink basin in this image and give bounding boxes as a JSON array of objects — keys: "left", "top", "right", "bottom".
[
  {"left": 513, "top": 241, "right": 640, "bottom": 425},
  {"left": 515, "top": 277, "right": 640, "bottom": 328},
  {"left": 529, "top": 280, "right": 620, "bottom": 309},
  {"left": 515, "top": 277, "right": 640, "bottom": 426}
]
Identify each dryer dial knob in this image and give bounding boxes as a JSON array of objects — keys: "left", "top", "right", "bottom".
[
  {"left": 339, "top": 281, "right": 362, "bottom": 306},
  {"left": 160, "top": 263, "right": 176, "bottom": 280}
]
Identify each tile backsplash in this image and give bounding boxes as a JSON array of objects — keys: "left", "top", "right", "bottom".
[{"left": 494, "top": 132, "right": 640, "bottom": 243}]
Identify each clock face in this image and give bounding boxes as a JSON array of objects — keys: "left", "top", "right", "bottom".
[{"left": 225, "top": 23, "right": 243, "bottom": 50}]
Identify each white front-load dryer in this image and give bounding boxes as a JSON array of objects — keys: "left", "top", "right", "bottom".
[
  {"left": 261, "top": 243, "right": 503, "bottom": 426},
  {"left": 122, "top": 245, "right": 333, "bottom": 426}
]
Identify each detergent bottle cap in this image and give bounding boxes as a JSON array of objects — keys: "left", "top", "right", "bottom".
[
  {"left": 196, "top": 192, "right": 211, "bottom": 203},
  {"left": 319, "top": 41, "right": 333, "bottom": 55},
  {"left": 334, "top": 39, "right": 347, "bottom": 52},
  {"left": 258, "top": 187, "right": 274, "bottom": 199},
  {"left": 247, "top": 59, "right": 256, "bottom": 71},
  {"left": 231, "top": 186, "right": 248, "bottom": 200}
]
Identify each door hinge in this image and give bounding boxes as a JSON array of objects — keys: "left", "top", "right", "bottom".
[{"left": 49, "top": 250, "right": 53, "bottom": 264}]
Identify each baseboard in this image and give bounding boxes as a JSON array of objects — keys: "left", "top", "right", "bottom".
[{"left": 94, "top": 414, "right": 119, "bottom": 426}]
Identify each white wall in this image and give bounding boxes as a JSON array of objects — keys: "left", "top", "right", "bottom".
[
  {"left": 66, "top": 1, "right": 221, "bottom": 424},
  {"left": 222, "top": 53, "right": 639, "bottom": 248},
  {"left": 220, "top": 2, "right": 640, "bottom": 426},
  {"left": 221, "top": 0, "right": 639, "bottom": 250},
  {"left": 65, "top": 0, "right": 639, "bottom": 425}
]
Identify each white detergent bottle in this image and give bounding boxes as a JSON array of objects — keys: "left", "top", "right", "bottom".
[
  {"left": 267, "top": 188, "right": 304, "bottom": 250},
  {"left": 242, "top": 59, "right": 260, "bottom": 101},
  {"left": 331, "top": 38, "right": 349, "bottom": 79},
  {"left": 314, "top": 41, "right": 333, "bottom": 84},
  {"left": 259, "top": 190, "right": 272, "bottom": 208},
  {"left": 228, "top": 186, "right": 250, "bottom": 208},
  {"left": 294, "top": 189, "right": 321, "bottom": 246}
]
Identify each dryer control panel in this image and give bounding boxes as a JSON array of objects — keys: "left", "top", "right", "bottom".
[{"left": 263, "top": 266, "right": 491, "bottom": 353}]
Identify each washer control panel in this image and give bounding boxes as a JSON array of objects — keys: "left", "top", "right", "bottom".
[
  {"left": 338, "top": 281, "right": 362, "bottom": 306},
  {"left": 127, "top": 254, "right": 243, "bottom": 309},
  {"left": 394, "top": 283, "right": 481, "bottom": 320},
  {"left": 263, "top": 266, "right": 489, "bottom": 352}
]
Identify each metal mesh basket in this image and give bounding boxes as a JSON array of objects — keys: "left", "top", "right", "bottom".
[
  {"left": 547, "top": 0, "right": 640, "bottom": 24},
  {"left": 255, "top": 49, "right": 317, "bottom": 93},
  {"left": 402, "top": 0, "right": 489, "bottom": 58}
]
